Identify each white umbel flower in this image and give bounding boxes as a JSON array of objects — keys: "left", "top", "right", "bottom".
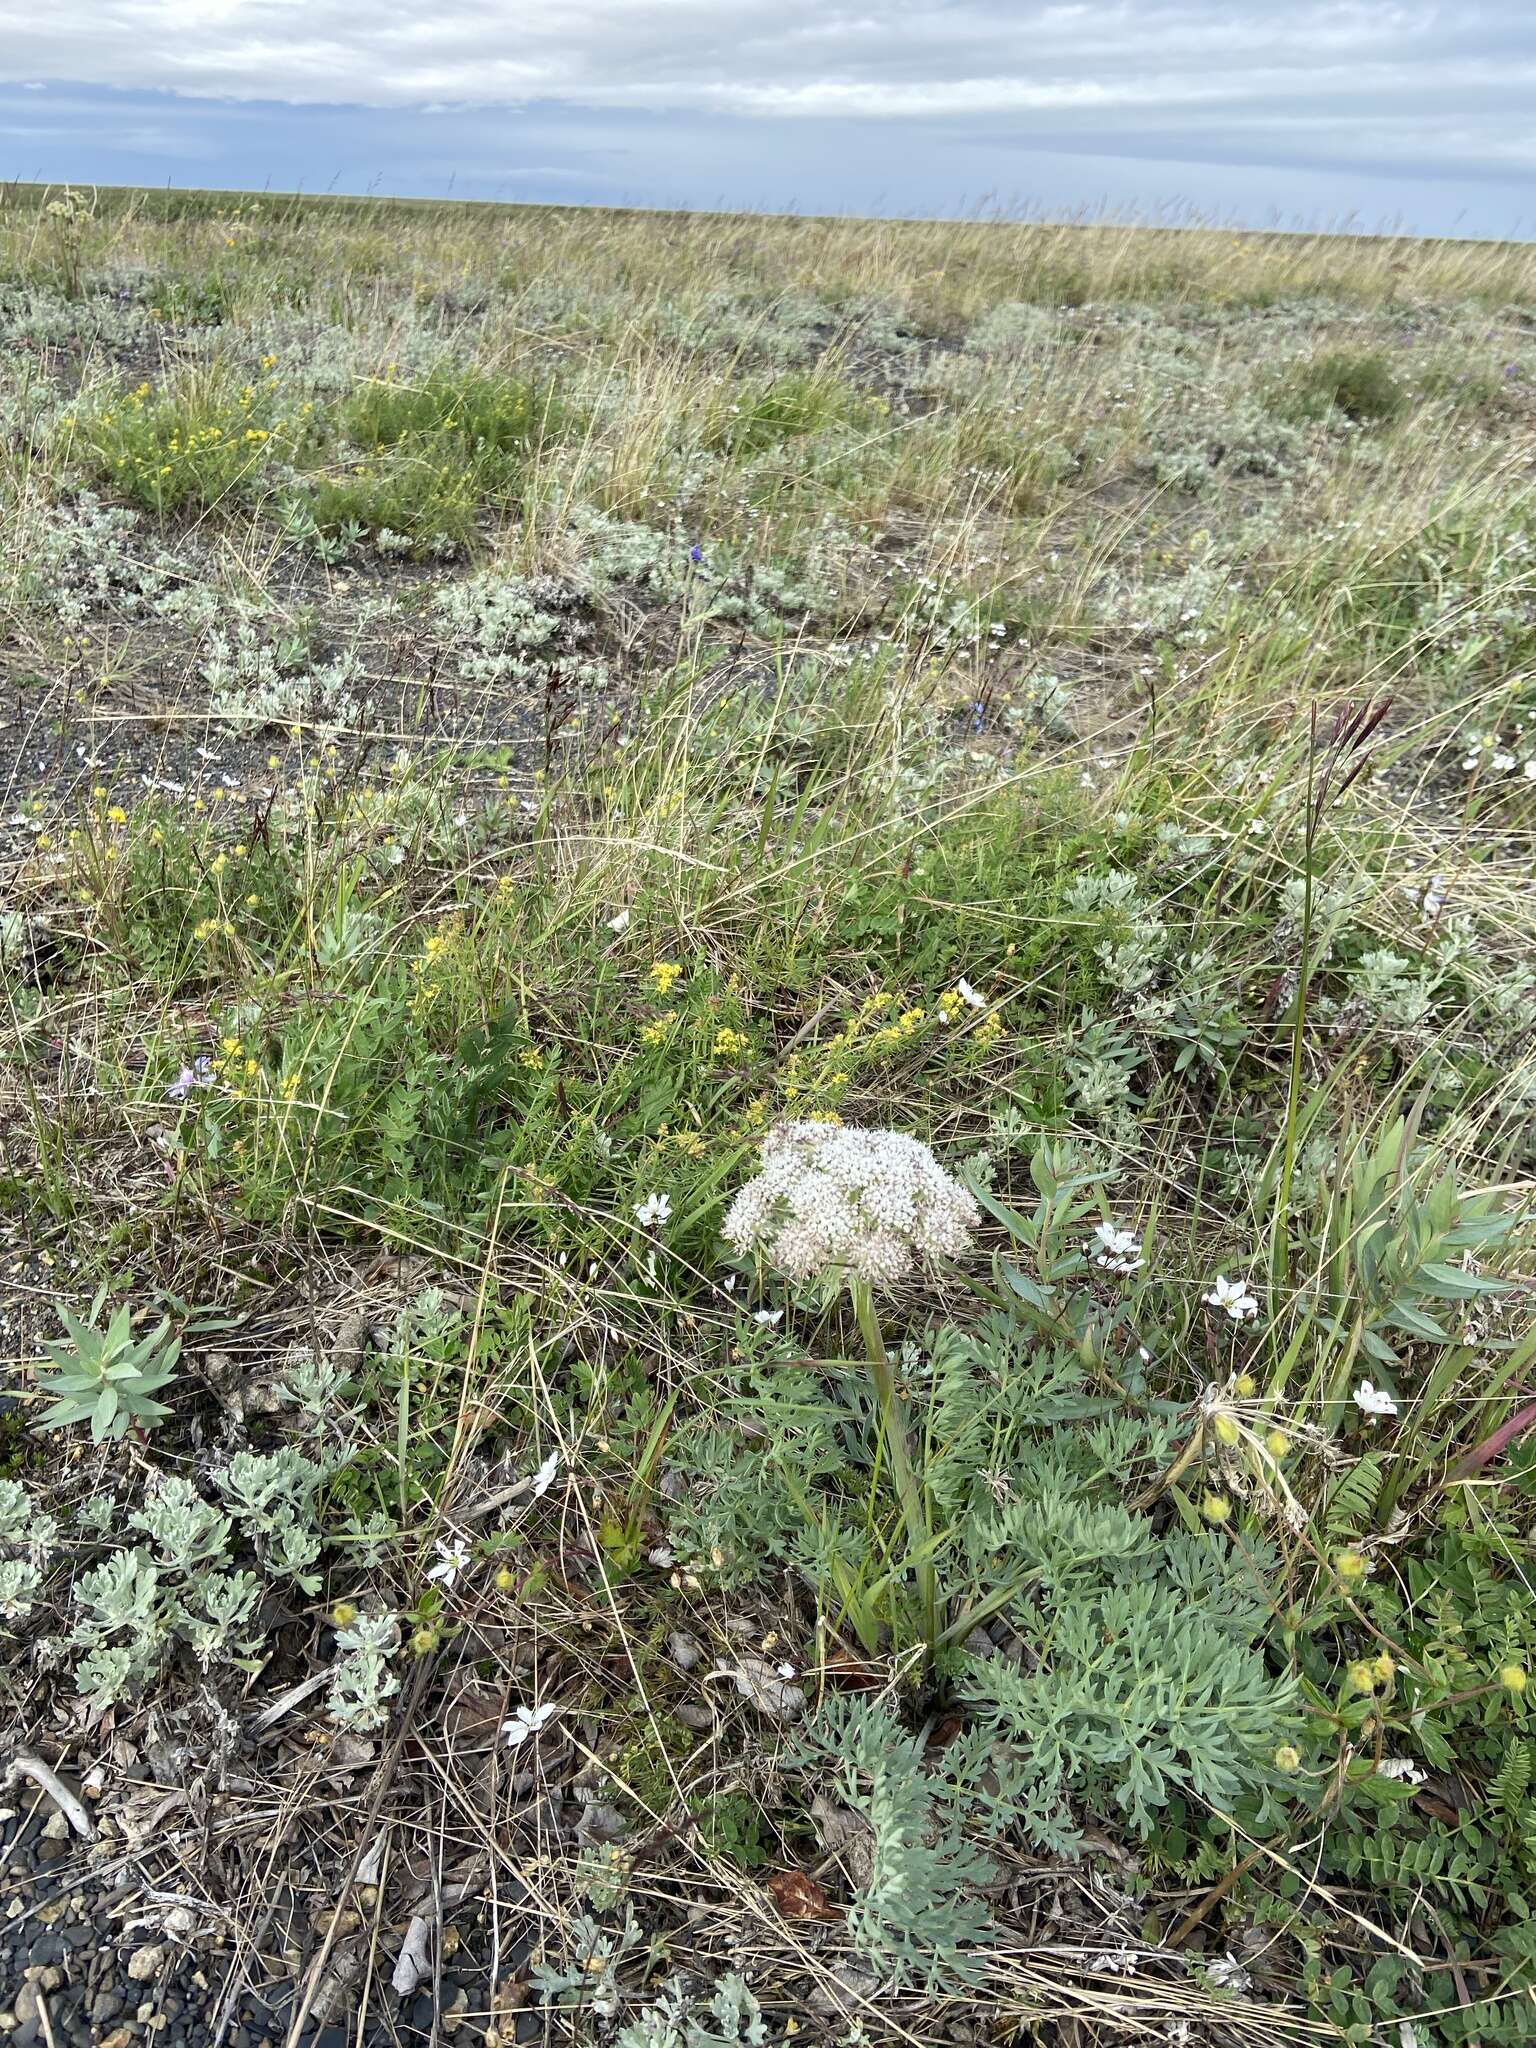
[{"left": 723, "top": 1122, "right": 979, "bottom": 1286}]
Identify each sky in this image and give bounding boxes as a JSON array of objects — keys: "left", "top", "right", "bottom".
[{"left": 1, "top": 3, "right": 1533, "bottom": 238}]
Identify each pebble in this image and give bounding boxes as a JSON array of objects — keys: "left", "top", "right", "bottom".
[{"left": 127, "top": 1942, "right": 166, "bottom": 1983}]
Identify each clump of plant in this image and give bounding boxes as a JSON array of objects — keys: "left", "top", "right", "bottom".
[
  {"left": 723, "top": 1120, "right": 982, "bottom": 1660},
  {"left": 31, "top": 1289, "right": 180, "bottom": 1441},
  {"left": 78, "top": 363, "right": 315, "bottom": 513},
  {"left": 1279, "top": 346, "right": 1407, "bottom": 424}
]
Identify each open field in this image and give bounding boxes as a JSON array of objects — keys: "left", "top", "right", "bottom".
[{"left": 2, "top": 183, "right": 1536, "bottom": 2046}]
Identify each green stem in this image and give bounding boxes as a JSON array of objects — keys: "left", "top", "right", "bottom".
[
  {"left": 851, "top": 1277, "right": 937, "bottom": 1666},
  {"left": 1274, "top": 717, "right": 1318, "bottom": 1302}
]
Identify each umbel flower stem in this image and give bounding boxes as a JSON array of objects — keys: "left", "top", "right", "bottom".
[{"left": 851, "top": 1277, "right": 938, "bottom": 1666}]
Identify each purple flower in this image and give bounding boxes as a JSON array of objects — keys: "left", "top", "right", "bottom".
[
  {"left": 688, "top": 544, "right": 704, "bottom": 564},
  {"left": 166, "top": 1054, "right": 214, "bottom": 1102}
]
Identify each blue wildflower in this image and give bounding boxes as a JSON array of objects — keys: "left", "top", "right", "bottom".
[{"left": 166, "top": 1054, "right": 214, "bottom": 1102}]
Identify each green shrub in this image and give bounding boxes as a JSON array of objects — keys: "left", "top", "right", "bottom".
[
  {"left": 77, "top": 365, "right": 318, "bottom": 514},
  {"left": 1281, "top": 346, "right": 1407, "bottom": 423}
]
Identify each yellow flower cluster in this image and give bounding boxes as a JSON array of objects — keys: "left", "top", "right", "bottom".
[
  {"left": 648, "top": 960, "right": 683, "bottom": 996},
  {"left": 409, "top": 917, "right": 464, "bottom": 1013}
]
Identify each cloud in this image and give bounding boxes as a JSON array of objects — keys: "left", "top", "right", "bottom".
[
  {"left": 0, "top": 2, "right": 1531, "bottom": 190},
  {"left": 2, "top": 5, "right": 1533, "bottom": 232}
]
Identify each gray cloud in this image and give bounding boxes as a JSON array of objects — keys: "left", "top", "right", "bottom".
[
  {"left": 0, "top": 3, "right": 1531, "bottom": 180},
  {"left": 2, "top": 5, "right": 1533, "bottom": 229}
]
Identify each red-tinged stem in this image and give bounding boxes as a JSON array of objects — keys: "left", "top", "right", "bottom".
[{"left": 1445, "top": 1394, "right": 1536, "bottom": 1485}]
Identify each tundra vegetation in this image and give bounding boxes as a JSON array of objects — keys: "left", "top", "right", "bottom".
[{"left": 1, "top": 182, "right": 1536, "bottom": 2045}]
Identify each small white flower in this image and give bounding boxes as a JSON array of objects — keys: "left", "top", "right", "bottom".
[
  {"left": 633, "top": 1191, "right": 672, "bottom": 1228},
  {"left": 1354, "top": 1380, "right": 1399, "bottom": 1419},
  {"left": 1377, "top": 1757, "right": 1426, "bottom": 1785},
  {"left": 955, "top": 977, "right": 987, "bottom": 1011},
  {"left": 501, "top": 1701, "right": 561, "bottom": 1749},
  {"left": 1204, "top": 1275, "right": 1260, "bottom": 1322},
  {"left": 605, "top": 908, "right": 630, "bottom": 933},
  {"left": 1247, "top": 817, "right": 1266, "bottom": 835},
  {"left": 530, "top": 1451, "right": 560, "bottom": 1498},
  {"left": 1204, "top": 1954, "right": 1251, "bottom": 1992},
  {"left": 753, "top": 1307, "right": 783, "bottom": 1327},
  {"left": 425, "top": 1537, "right": 471, "bottom": 1588},
  {"left": 1088, "top": 1221, "right": 1144, "bottom": 1275},
  {"left": 1493, "top": 749, "right": 1517, "bottom": 772}
]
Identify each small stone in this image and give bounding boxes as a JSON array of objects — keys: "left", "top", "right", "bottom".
[
  {"left": 90, "top": 1990, "right": 125, "bottom": 2024},
  {"left": 39, "top": 1811, "right": 70, "bottom": 1842},
  {"left": 101, "top": 2029, "right": 136, "bottom": 2048},
  {"left": 127, "top": 1942, "right": 166, "bottom": 1983}
]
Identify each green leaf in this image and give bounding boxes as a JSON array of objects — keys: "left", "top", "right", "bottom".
[
  {"left": 1381, "top": 1301, "right": 1450, "bottom": 1341},
  {"left": 1417, "top": 1262, "right": 1508, "bottom": 1299}
]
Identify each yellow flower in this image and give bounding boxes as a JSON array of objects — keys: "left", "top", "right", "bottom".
[
  {"left": 640, "top": 1011, "right": 678, "bottom": 1048},
  {"left": 331, "top": 1601, "right": 358, "bottom": 1629},
  {"left": 1234, "top": 1373, "right": 1257, "bottom": 1399},
  {"left": 518, "top": 1047, "right": 545, "bottom": 1071},
  {"left": 1372, "top": 1652, "right": 1396, "bottom": 1684},
  {"left": 1212, "top": 1412, "right": 1241, "bottom": 1448},
  {"left": 1347, "top": 1659, "right": 1378, "bottom": 1694},
  {"left": 1500, "top": 1663, "right": 1528, "bottom": 1694},
  {"left": 1265, "top": 1429, "right": 1290, "bottom": 1459},
  {"left": 1200, "top": 1492, "right": 1231, "bottom": 1523},
  {"left": 1274, "top": 1743, "right": 1301, "bottom": 1773},
  {"left": 1335, "top": 1549, "right": 1368, "bottom": 1583},
  {"left": 648, "top": 960, "right": 683, "bottom": 996}
]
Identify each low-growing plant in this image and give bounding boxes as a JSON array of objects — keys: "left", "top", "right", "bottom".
[{"left": 31, "top": 1288, "right": 180, "bottom": 1441}]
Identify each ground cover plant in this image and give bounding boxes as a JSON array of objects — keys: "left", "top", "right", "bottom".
[{"left": 1, "top": 182, "right": 1536, "bottom": 2045}]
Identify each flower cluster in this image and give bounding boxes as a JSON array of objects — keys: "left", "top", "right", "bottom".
[
  {"left": 1088, "top": 1221, "right": 1144, "bottom": 1275},
  {"left": 723, "top": 1121, "right": 979, "bottom": 1286}
]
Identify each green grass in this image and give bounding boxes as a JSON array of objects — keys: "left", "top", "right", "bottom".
[{"left": 3, "top": 183, "right": 1536, "bottom": 2045}]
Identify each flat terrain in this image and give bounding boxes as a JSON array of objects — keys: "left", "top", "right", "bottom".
[{"left": 2, "top": 185, "right": 1536, "bottom": 2046}]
